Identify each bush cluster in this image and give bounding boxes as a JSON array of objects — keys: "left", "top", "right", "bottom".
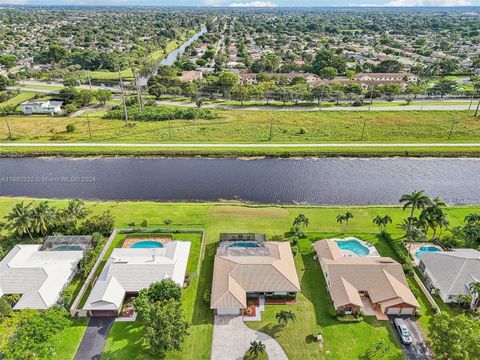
[{"left": 104, "top": 105, "right": 216, "bottom": 122}]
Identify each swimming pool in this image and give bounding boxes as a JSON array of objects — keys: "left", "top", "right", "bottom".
[
  {"left": 130, "top": 241, "right": 164, "bottom": 249},
  {"left": 336, "top": 240, "right": 369, "bottom": 256},
  {"left": 415, "top": 246, "right": 441, "bottom": 259},
  {"left": 52, "top": 245, "right": 84, "bottom": 251},
  {"left": 228, "top": 242, "right": 260, "bottom": 248}
]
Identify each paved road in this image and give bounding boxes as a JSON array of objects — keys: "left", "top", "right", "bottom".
[
  {"left": 1, "top": 142, "right": 480, "bottom": 148},
  {"left": 389, "top": 316, "right": 433, "bottom": 360},
  {"left": 211, "top": 315, "right": 288, "bottom": 360},
  {"left": 74, "top": 317, "right": 115, "bottom": 360}
]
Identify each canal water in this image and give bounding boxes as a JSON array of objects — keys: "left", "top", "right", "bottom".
[{"left": 1, "top": 157, "right": 479, "bottom": 205}]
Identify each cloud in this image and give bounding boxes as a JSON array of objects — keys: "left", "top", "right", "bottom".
[
  {"left": 357, "top": 0, "right": 471, "bottom": 5},
  {"left": 229, "top": 1, "right": 277, "bottom": 6},
  {"left": 0, "top": 0, "right": 27, "bottom": 3},
  {"left": 204, "top": 0, "right": 223, "bottom": 5}
]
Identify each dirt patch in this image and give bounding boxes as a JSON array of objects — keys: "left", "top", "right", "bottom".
[{"left": 209, "top": 206, "right": 288, "bottom": 218}]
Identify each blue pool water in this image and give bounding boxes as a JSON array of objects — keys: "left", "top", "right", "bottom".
[
  {"left": 415, "top": 246, "right": 441, "bottom": 259},
  {"left": 52, "top": 245, "right": 83, "bottom": 251},
  {"left": 228, "top": 242, "right": 260, "bottom": 248},
  {"left": 130, "top": 241, "right": 164, "bottom": 249},
  {"left": 336, "top": 240, "right": 369, "bottom": 256}
]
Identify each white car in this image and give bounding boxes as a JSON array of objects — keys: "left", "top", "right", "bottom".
[{"left": 394, "top": 318, "right": 413, "bottom": 345}]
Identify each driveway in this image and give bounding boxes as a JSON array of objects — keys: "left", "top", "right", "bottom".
[
  {"left": 389, "top": 316, "right": 433, "bottom": 360},
  {"left": 74, "top": 317, "right": 115, "bottom": 360},
  {"left": 211, "top": 315, "right": 288, "bottom": 360}
]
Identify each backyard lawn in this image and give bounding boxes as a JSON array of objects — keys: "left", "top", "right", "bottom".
[{"left": 0, "top": 198, "right": 478, "bottom": 359}]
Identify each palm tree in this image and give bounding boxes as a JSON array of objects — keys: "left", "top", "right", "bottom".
[
  {"left": 345, "top": 211, "right": 353, "bottom": 225},
  {"left": 63, "top": 199, "right": 90, "bottom": 222},
  {"left": 399, "top": 190, "right": 432, "bottom": 220},
  {"left": 31, "top": 201, "right": 56, "bottom": 235},
  {"left": 247, "top": 341, "right": 266, "bottom": 360},
  {"left": 4, "top": 202, "right": 35, "bottom": 240},
  {"left": 397, "top": 220, "right": 425, "bottom": 251},
  {"left": 464, "top": 213, "right": 480, "bottom": 225},
  {"left": 469, "top": 282, "right": 480, "bottom": 309},
  {"left": 373, "top": 215, "right": 392, "bottom": 232},
  {"left": 275, "top": 310, "right": 296, "bottom": 326},
  {"left": 336, "top": 214, "right": 346, "bottom": 232},
  {"left": 293, "top": 214, "right": 309, "bottom": 229}
]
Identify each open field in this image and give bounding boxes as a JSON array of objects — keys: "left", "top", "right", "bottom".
[
  {"left": 0, "top": 198, "right": 478, "bottom": 359},
  {"left": 1, "top": 109, "right": 480, "bottom": 157},
  {"left": 0, "top": 92, "right": 37, "bottom": 108}
]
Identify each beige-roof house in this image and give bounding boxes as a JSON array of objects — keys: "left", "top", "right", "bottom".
[
  {"left": 314, "top": 239, "right": 419, "bottom": 316},
  {"left": 211, "top": 235, "right": 300, "bottom": 315}
]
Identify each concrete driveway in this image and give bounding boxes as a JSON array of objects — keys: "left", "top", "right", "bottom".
[
  {"left": 389, "top": 316, "right": 433, "bottom": 360},
  {"left": 211, "top": 315, "right": 288, "bottom": 360},
  {"left": 74, "top": 317, "right": 115, "bottom": 360}
]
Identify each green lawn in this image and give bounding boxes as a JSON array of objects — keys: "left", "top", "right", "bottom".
[
  {"left": 0, "top": 198, "right": 479, "bottom": 359},
  {"left": 2, "top": 109, "right": 480, "bottom": 157},
  {"left": 52, "top": 319, "right": 89, "bottom": 360},
  {"left": 0, "top": 91, "right": 37, "bottom": 108}
]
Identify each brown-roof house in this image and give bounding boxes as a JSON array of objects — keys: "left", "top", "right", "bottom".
[
  {"left": 211, "top": 233, "right": 301, "bottom": 316},
  {"left": 313, "top": 239, "right": 419, "bottom": 319}
]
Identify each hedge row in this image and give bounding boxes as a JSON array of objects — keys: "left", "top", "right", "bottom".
[{"left": 104, "top": 105, "right": 216, "bottom": 121}]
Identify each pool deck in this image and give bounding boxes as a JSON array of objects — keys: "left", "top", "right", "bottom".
[
  {"left": 122, "top": 236, "right": 171, "bottom": 248},
  {"left": 408, "top": 242, "right": 443, "bottom": 266},
  {"left": 335, "top": 237, "right": 380, "bottom": 257}
]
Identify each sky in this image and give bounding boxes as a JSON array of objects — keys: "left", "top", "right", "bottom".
[{"left": 0, "top": 0, "right": 478, "bottom": 7}]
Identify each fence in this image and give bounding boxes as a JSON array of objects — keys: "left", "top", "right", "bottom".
[
  {"left": 70, "top": 228, "right": 117, "bottom": 317},
  {"left": 413, "top": 271, "right": 440, "bottom": 313}
]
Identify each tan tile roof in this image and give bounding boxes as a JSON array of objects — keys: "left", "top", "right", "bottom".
[
  {"left": 314, "top": 240, "right": 419, "bottom": 310},
  {"left": 211, "top": 242, "right": 301, "bottom": 310}
]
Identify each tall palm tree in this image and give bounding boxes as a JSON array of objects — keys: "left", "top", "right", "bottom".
[
  {"left": 373, "top": 215, "right": 392, "bottom": 231},
  {"left": 345, "top": 211, "right": 353, "bottom": 225},
  {"left": 336, "top": 214, "right": 346, "bottom": 232},
  {"left": 4, "top": 202, "right": 35, "bottom": 240},
  {"left": 275, "top": 310, "right": 296, "bottom": 326},
  {"left": 469, "top": 282, "right": 480, "bottom": 309},
  {"left": 247, "top": 341, "right": 266, "bottom": 360},
  {"left": 63, "top": 199, "right": 91, "bottom": 222},
  {"left": 399, "top": 190, "right": 432, "bottom": 220},
  {"left": 31, "top": 201, "right": 56, "bottom": 235}
]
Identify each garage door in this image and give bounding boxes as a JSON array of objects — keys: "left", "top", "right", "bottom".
[
  {"left": 400, "top": 307, "right": 414, "bottom": 315},
  {"left": 386, "top": 307, "right": 401, "bottom": 315},
  {"left": 217, "top": 308, "right": 241, "bottom": 315},
  {"left": 90, "top": 310, "right": 117, "bottom": 317}
]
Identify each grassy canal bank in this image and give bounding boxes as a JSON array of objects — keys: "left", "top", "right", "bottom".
[
  {"left": 0, "top": 197, "right": 478, "bottom": 359},
  {"left": 1, "top": 110, "right": 480, "bottom": 157}
]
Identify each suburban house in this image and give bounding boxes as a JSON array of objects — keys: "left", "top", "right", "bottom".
[
  {"left": 354, "top": 72, "right": 418, "bottom": 83},
  {"left": 419, "top": 249, "right": 480, "bottom": 305},
  {"left": 314, "top": 239, "right": 419, "bottom": 316},
  {"left": 179, "top": 70, "right": 203, "bottom": 82},
  {"left": 20, "top": 100, "right": 63, "bottom": 115},
  {"left": 0, "top": 236, "right": 91, "bottom": 310},
  {"left": 83, "top": 240, "right": 191, "bottom": 317},
  {"left": 239, "top": 72, "right": 319, "bottom": 85},
  {"left": 211, "top": 233, "right": 301, "bottom": 315}
]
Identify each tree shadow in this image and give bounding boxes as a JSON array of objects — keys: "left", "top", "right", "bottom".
[{"left": 256, "top": 322, "right": 284, "bottom": 338}]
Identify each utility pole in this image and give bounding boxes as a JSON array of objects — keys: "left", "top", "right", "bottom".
[
  {"left": 360, "top": 119, "right": 367, "bottom": 141},
  {"left": 87, "top": 113, "right": 92, "bottom": 139},
  {"left": 168, "top": 122, "right": 172, "bottom": 140},
  {"left": 468, "top": 90, "right": 476, "bottom": 111},
  {"left": 420, "top": 90, "right": 428, "bottom": 111},
  {"left": 448, "top": 117, "right": 456, "bottom": 140},
  {"left": 268, "top": 118, "right": 273, "bottom": 141},
  {"left": 368, "top": 86, "right": 374, "bottom": 111},
  {"left": 118, "top": 70, "right": 128, "bottom": 125},
  {"left": 134, "top": 73, "right": 143, "bottom": 113},
  {"left": 88, "top": 72, "right": 92, "bottom": 91},
  {"left": 319, "top": 86, "right": 324, "bottom": 111},
  {"left": 475, "top": 97, "right": 480, "bottom": 118},
  {"left": 3, "top": 110, "right": 12, "bottom": 139}
]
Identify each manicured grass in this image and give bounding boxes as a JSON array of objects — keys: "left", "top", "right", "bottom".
[
  {"left": 1, "top": 109, "right": 480, "bottom": 156},
  {"left": 51, "top": 318, "right": 89, "bottom": 360},
  {"left": 89, "top": 68, "right": 134, "bottom": 81},
  {"left": 0, "top": 91, "right": 37, "bottom": 108},
  {"left": 20, "top": 84, "right": 64, "bottom": 91},
  {"left": 0, "top": 198, "right": 479, "bottom": 359}
]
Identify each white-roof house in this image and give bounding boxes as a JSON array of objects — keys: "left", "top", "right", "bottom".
[
  {"left": 84, "top": 241, "right": 191, "bottom": 316},
  {"left": 20, "top": 100, "right": 63, "bottom": 115},
  {"left": 0, "top": 244, "right": 83, "bottom": 310},
  {"left": 419, "top": 249, "right": 480, "bottom": 304}
]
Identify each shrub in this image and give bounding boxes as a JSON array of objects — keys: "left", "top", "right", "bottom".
[
  {"left": 203, "top": 289, "right": 211, "bottom": 305},
  {"left": 104, "top": 105, "right": 216, "bottom": 122},
  {"left": 60, "top": 286, "right": 74, "bottom": 307},
  {"left": 328, "top": 308, "right": 338, "bottom": 318},
  {"left": 0, "top": 297, "right": 12, "bottom": 318},
  {"left": 81, "top": 210, "right": 115, "bottom": 236},
  {"left": 298, "top": 128, "right": 306, "bottom": 134},
  {"left": 291, "top": 246, "right": 298, "bottom": 256},
  {"left": 128, "top": 221, "right": 136, "bottom": 227},
  {"left": 141, "top": 219, "right": 150, "bottom": 227},
  {"left": 64, "top": 103, "right": 77, "bottom": 115},
  {"left": 411, "top": 286, "right": 421, "bottom": 299},
  {"left": 378, "top": 230, "right": 408, "bottom": 264},
  {"left": 336, "top": 314, "right": 363, "bottom": 322},
  {"left": 352, "top": 99, "right": 363, "bottom": 107},
  {"left": 66, "top": 123, "right": 76, "bottom": 133},
  {"left": 290, "top": 237, "right": 298, "bottom": 246},
  {"left": 163, "top": 219, "right": 173, "bottom": 225},
  {"left": 402, "top": 262, "right": 414, "bottom": 276}
]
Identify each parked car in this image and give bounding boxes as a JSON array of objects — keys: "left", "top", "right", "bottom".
[{"left": 394, "top": 318, "right": 413, "bottom": 345}]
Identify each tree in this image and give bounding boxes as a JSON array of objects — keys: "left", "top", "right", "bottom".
[
  {"left": 397, "top": 220, "right": 425, "bottom": 243},
  {"left": 0, "top": 75, "right": 11, "bottom": 90},
  {"left": 95, "top": 90, "right": 112, "bottom": 105},
  {"left": 246, "top": 341, "right": 266, "bottom": 360},
  {"left": 432, "top": 79, "right": 458, "bottom": 97},
  {"left": 134, "top": 279, "right": 182, "bottom": 314},
  {"left": 469, "top": 281, "right": 480, "bottom": 309},
  {"left": 80, "top": 210, "right": 115, "bottom": 236},
  {"left": 275, "top": 310, "right": 296, "bottom": 326},
  {"left": 142, "top": 300, "right": 189, "bottom": 358},
  {"left": 4, "top": 202, "right": 35, "bottom": 240},
  {"left": 429, "top": 313, "right": 480, "bottom": 360},
  {"left": 232, "top": 84, "right": 252, "bottom": 105},
  {"left": 218, "top": 71, "right": 239, "bottom": 95},
  {"left": 373, "top": 215, "right": 392, "bottom": 232},
  {"left": 292, "top": 214, "right": 310, "bottom": 229},
  {"left": 311, "top": 49, "right": 347, "bottom": 75},
  {"left": 0, "top": 54, "right": 17, "bottom": 69},
  {"left": 373, "top": 60, "right": 403, "bottom": 73},
  {"left": 31, "top": 201, "right": 56, "bottom": 235},
  {"left": 399, "top": 190, "right": 431, "bottom": 220},
  {"left": 63, "top": 77, "right": 80, "bottom": 88},
  {"left": 319, "top": 66, "right": 337, "bottom": 80}
]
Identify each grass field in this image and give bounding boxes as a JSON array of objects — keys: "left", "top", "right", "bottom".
[
  {"left": 1, "top": 109, "right": 480, "bottom": 157},
  {"left": 0, "top": 91, "right": 37, "bottom": 108},
  {"left": 0, "top": 198, "right": 478, "bottom": 359}
]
